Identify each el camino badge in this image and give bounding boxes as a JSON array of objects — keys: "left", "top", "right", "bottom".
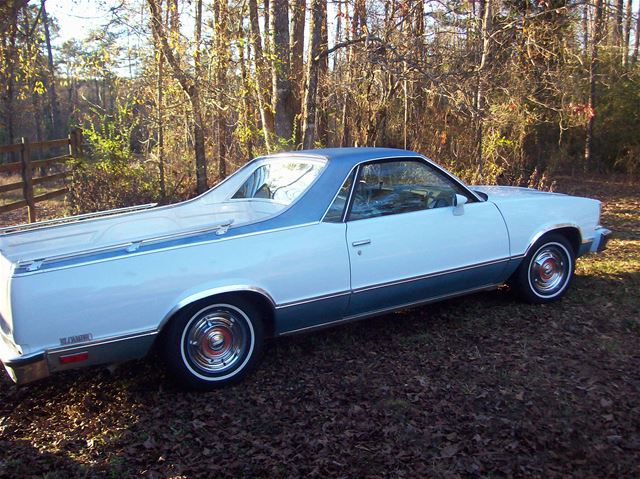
[{"left": 60, "top": 333, "right": 93, "bottom": 346}]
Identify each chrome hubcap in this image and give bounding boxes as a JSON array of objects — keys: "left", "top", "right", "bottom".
[
  {"left": 529, "top": 246, "right": 567, "bottom": 295},
  {"left": 185, "top": 309, "right": 247, "bottom": 374}
]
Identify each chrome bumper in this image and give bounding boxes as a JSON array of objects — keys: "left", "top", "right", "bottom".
[
  {"left": 2, "top": 330, "right": 157, "bottom": 385},
  {"left": 2, "top": 352, "right": 50, "bottom": 384},
  {"left": 590, "top": 227, "right": 612, "bottom": 253}
]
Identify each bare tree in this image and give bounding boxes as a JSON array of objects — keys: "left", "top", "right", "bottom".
[
  {"left": 584, "top": 0, "right": 604, "bottom": 170},
  {"left": 147, "top": 0, "right": 208, "bottom": 193}
]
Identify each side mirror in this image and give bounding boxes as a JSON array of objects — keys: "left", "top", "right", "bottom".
[{"left": 453, "top": 194, "right": 468, "bottom": 216}]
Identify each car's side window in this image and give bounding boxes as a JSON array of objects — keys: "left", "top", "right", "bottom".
[
  {"left": 323, "top": 171, "right": 355, "bottom": 222},
  {"left": 348, "top": 160, "right": 469, "bottom": 221}
]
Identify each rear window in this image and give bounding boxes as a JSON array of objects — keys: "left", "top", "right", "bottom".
[{"left": 232, "top": 159, "right": 325, "bottom": 205}]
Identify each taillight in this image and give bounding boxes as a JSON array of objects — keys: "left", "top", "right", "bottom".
[{"left": 59, "top": 351, "right": 89, "bottom": 364}]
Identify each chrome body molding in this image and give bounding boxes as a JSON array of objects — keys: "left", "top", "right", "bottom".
[
  {"left": 158, "top": 286, "right": 277, "bottom": 330},
  {"left": 12, "top": 221, "right": 320, "bottom": 277},
  {"left": 351, "top": 257, "right": 511, "bottom": 295},
  {"left": 522, "top": 223, "right": 582, "bottom": 257},
  {"left": 278, "top": 284, "right": 500, "bottom": 336},
  {"left": 276, "top": 291, "right": 351, "bottom": 310}
]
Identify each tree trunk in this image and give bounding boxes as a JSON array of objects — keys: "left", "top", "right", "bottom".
[
  {"left": 301, "top": 0, "right": 324, "bottom": 149},
  {"left": 634, "top": 2, "right": 640, "bottom": 64},
  {"left": 248, "top": 0, "right": 274, "bottom": 149},
  {"left": 42, "top": 0, "right": 62, "bottom": 139},
  {"left": 290, "top": 0, "right": 305, "bottom": 145},
  {"left": 270, "top": 0, "right": 294, "bottom": 142},
  {"left": 147, "top": 0, "right": 208, "bottom": 193},
  {"left": 584, "top": 0, "right": 604, "bottom": 171},
  {"left": 213, "top": 0, "right": 227, "bottom": 179},
  {"left": 239, "top": 40, "right": 254, "bottom": 159},
  {"left": 156, "top": 36, "right": 166, "bottom": 198},
  {"left": 582, "top": 3, "right": 589, "bottom": 58},
  {"left": 1, "top": 15, "right": 18, "bottom": 162},
  {"left": 614, "top": 0, "right": 623, "bottom": 50},
  {"left": 475, "top": 0, "right": 492, "bottom": 178},
  {"left": 622, "top": 0, "right": 631, "bottom": 67},
  {"left": 316, "top": 0, "right": 329, "bottom": 146}
]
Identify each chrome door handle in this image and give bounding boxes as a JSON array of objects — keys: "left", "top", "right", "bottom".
[{"left": 351, "top": 239, "right": 371, "bottom": 247}]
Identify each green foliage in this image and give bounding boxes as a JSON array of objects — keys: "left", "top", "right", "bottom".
[
  {"left": 82, "top": 97, "right": 137, "bottom": 163},
  {"left": 66, "top": 158, "right": 159, "bottom": 214},
  {"left": 67, "top": 95, "right": 160, "bottom": 214}
]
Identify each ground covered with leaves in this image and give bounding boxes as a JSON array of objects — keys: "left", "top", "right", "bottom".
[{"left": 0, "top": 177, "right": 639, "bottom": 478}]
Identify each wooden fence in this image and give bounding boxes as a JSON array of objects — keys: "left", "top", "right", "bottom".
[{"left": 0, "top": 129, "right": 83, "bottom": 223}]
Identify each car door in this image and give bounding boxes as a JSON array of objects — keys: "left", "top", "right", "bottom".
[{"left": 344, "top": 158, "right": 510, "bottom": 317}]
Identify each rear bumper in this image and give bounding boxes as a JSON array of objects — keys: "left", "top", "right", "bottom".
[
  {"left": 3, "top": 352, "right": 50, "bottom": 384},
  {"left": 1, "top": 330, "right": 157, "bottom": 385}
]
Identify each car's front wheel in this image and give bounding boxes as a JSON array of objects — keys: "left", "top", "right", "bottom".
[
  {"left": 511, "top": 233, "right": 575, "bottom": 303},
  {"left": 163, "top": 296, "right": 264, "bottom": 390}
]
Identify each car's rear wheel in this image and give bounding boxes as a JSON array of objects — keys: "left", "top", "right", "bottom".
[
  {"left": 163, "top": 296, "right": 264, "bottom": 390},
  {"left": 511, "top": 233, "right": 575, "bottom": 303}
]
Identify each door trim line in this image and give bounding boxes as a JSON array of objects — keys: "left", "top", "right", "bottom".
[
  {"left": 278, "top": 284, "right": 500, "bottom": 336},
  {"left": 352, "top": 257, "right": 511, "bottom": 294}
]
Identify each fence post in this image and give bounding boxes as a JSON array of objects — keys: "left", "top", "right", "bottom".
[
  {"left": 69, "top": 128, "right": 83, "bottom": 158},
  {"left": 20, "top": 137, "right": 36, "bottom": 223}
]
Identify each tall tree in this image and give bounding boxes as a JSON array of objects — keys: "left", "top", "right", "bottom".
[
  {"left": 41, "top": 0, "right": 62, "bottom": 139},
  {"left": 584, "top": 0, "right": 604, "bottom": 170},
  {"left": 622, "top": 0, "right": 631, "bottom": 67},
  {"left": 632, "top": 2, "right": 640, "bottom": 64},
  {"left": 475, "top": 0, "right": 492, "bottom": 177},
  {"left": 147, "top": 0, "right": 208, "bottom": 193},
  {"left": 248, "top": 0, "right": 274, "bottom": 149},
  {"left": 290, "top": 0, "right": 305, "bottom": 144},
  {"left": 270, "top": 0, "right": 294, "bottom": 142},
  {"left": 301, "top": 0, "right": 324, "bottom": 149}
]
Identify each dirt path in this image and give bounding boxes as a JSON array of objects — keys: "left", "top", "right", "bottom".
[{"left": 0, "top": 178, "right": 638, "bottom": 478}]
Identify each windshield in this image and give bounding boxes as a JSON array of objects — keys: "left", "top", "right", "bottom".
[{"left": 231, "top": 159, "right": 325, "bottom": 205}]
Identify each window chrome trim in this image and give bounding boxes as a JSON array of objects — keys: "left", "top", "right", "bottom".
[
  {"left": 319, "top": 163, "right": 360, "bottom": 223},
  {"left": 322, "top": 154, "right": 482, "bottom": 224}
]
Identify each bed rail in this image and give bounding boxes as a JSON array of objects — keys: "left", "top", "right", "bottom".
[
  {"left": 0, "top": 203, "right": 158, "bottom": 236},
  {"left": 15, "top": 219, "right": 234, "bottom": 273}
]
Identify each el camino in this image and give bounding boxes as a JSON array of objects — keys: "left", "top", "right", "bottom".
[{"left": 0, "top": 148, "right": 610, "bottom": 389}]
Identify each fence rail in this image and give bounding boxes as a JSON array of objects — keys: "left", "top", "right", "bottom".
[{"left": 0, "top": 129, "right": 83, "bottom": 222}]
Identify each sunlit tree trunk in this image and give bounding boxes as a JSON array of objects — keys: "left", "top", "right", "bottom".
[
  {"left": 301, "top": 0, "right": 324, "bottom": 149},
  {"left": 475, "top": 0, "right": 492, "bottom": 178},
  {"left": 42, "top": 0, "right": 62, "bottom": 139},
  {"left": 248, "top": 0, "right": 274, "bottom": 150},
  {"left": 290, "top": 0, "right": 305, "bottom": 145},
  {"left": 622, "top": 0, "right": 632, "bottom": 66},
  {"left": 270, "top": 0, "right": 293, "bottom": 142}
]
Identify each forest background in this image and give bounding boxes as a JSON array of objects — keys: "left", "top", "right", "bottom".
[{"left": 1, "top": 0, "right": 639, "bottom": 215}]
